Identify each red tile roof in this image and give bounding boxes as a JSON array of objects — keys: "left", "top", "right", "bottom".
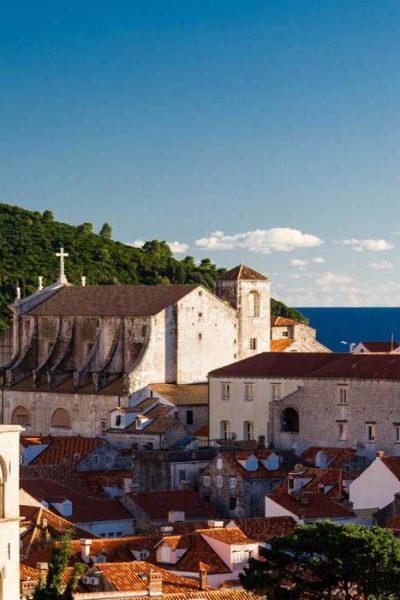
[
  {"left": 381, "top": 456, "right": 400, "bottom": 480},
  {"left": 300, "top": 447, "right": 356, "bottom": 469},
  {"left": 387, "top": 515, "right": 400, "bottom": 530},
  {"left": 268, "top": 492, "right": 353, "bottom": 520},
  {"left": 27, "top": 285, "right": 199, "bottom": 317},
  {"left": 20, "top": 479, "right": 132, "bottom": 523},
  {"left": 231, "top": 517, "right": 296, "bottom": 542},
  {"left": 200, "top": 527, "right": 255, "bottom": 545},
  {"left": 149, "top": 383, "right": 208, "bottom": 406},
  {"left": 25, "top": 436, "right": 103, "bottom": 466},
  {"left": 218, "top": 450, "right": 291, "bottom": 480},
  {"left": 210, "top": 352, "right": 400, "bottom": 381},
  {"left": 93, "top": 561, "right": 212, "bottom": 593},
  {"left": 359, "top": 341, "right": 399, "bottom": 352},
  {"left": 270, "top": 339, "right": 294, "bottom": 352},
  {"left": 171, "top": 532, "right": 231, "bottom": 575},
  {"left": 271, "top": 317, "right": 299, "bottom": 327},
  {"left": 217, "top": 265, "right": 268, "bottom": 281},
  {"left": 127, "top": 489, "right": 217, "bottom": 520}
]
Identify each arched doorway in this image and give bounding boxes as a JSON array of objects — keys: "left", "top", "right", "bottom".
[{"left": 281, "top": 407, "right": 299, "bottom": 432}]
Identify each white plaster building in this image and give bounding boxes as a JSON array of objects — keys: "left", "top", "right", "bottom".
[
  {"left": 349, "top": 454, "right": 400, "bottom": 517},
  {"left": 1, "top": 264, "right": 270, "bottom": 437},
  {"left": 0, "top": 424, "right": 23, "bottom": 600}
]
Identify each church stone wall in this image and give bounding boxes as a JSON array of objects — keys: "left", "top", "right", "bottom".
[
  {"left": 2, "top": 389, "right": 124, "bottom": 437},
  {"left": 272, "top": 379, "right": 400, "bottom": 457},
  {"left": 175, "top": 288, "right": 237, "bottom": 384},
  {"left": 0, "top": 328, "right": 13, "bottom": 365}
]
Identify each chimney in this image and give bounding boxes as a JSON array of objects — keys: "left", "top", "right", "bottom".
[
  {"left": 80, "top": 538, "right": 93, "bottom": 563},
  {"left": 148, "top": 571, "right": 162, "bottom": 597},
  {"left": 377, "top": 450, "right": 385, "bottom": 459},
  {"left": 199, "top": 568, "right": 208, "bottom": 591},
  {"left": 318, "top": 484, "right": 325, "bottom": 494},
  {"left": 36, "top": 562, "right": 48, "bottom": 581}
]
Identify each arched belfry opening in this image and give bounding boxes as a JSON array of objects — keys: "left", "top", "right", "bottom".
[{"left": 281, "top": 407, "right": 299, "bottom": 433}]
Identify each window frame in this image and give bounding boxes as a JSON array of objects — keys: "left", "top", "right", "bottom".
[{"left": 365, "top": 422, "right": 376, "bottom": 443}]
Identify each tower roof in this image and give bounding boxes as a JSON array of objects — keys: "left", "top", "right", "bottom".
[{"left": 217, "top": 265, "right": 268, "bottom": 282}]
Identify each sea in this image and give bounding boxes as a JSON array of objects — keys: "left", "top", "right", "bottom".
[{"left": 297, "top": 308, "right": 400, "bottom": 353}]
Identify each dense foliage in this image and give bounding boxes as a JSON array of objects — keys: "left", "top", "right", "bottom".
[
  {"left": 33, "top": 534, "right": 84, "bottom": 599},
  {"left": 240, "top": 521, "right": 400, "bottom": 599},
  {"left": 0, "top": 203, "right": 305, "bottom": 333}
]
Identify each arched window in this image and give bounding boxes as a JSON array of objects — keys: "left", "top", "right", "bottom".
[
  {"left": 51, "top": 408, "right": 71, "bottom": 429},
  {"left": 11, "top": 405, "right": 30, "bottom": 426},
  {"left": 0, "top": 455, "right": 7, "bottom": 519},
  {"left": 243, "top": 421, "right": 254, "bottom": 441},
  {"left": 220, "top": 420, "right": 231, "bottom": 439},
  {"left": 249, "top": 291, "right": 260, "bottom": 317},
  {"left": 281, "top": 407, "right": 299, "bottom": 433}
]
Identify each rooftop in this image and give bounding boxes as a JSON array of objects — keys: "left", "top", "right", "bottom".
[
  {"left": 149, "top": 383, "right": 208, "bottom": 406},
  {"left": 127, "top": 489, "right": 217, "bottom": 520},
  {"left": 217, "top": 265, "right": 268, "bottom": 282},
  {"left": 268, "top": 491, "right": 354, "bottom": 520}
]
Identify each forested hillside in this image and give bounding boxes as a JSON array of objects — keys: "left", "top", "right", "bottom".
[{"left": 0, "top": 203, "right": 305, "bottom": 333}]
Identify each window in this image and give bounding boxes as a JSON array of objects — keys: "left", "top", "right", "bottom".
[
  {"left": 203, "top": 475, "right": 211, "bottom": 487},
  {"left": 51, "top": 408, "right": 71, "bottom": 429},
  {"left": 337, "top": 421, "right": 348, "bottom": 441},
  {"left": 243, "top": 421, "right": 254, "bottom": 441},
  {"left": 186, "top": 410, "right": 194, "bottom": 425},
  {"left": 101, "top": 420, "right": 107, "bottom": 436},
  {"left": 282, "top": 331, "right": 289, "bottom": 337},
  {"left": 249, "top": 291, "right": 260, "bottom": 317},
  {"left": 93, "top": 455, "right": 99, "bottom": 465},
  {"left": 198, "top": 332, "right": 203, "bottom": 341},
  {"left": 11, "top": 405, "right": 30, "bottom": 426},
  {"left": 281, "top": 408, "right": 299, "bottom": 433},
  {"left": 244, "top": 383, "right": 254, "bottom": 401},
  {"left": 232, "top": 550, "right": 245, "bottom": 563},
  {"left": 366, "top": 422, "right": 376, "bottom": 443},
  {"left": 271, "top": 383, "right": 281, "bottom": 402},
  {"left": 222, "top": 383, "right": 231, "bottom": 401},
  {"left": 338, "top": 386, "right": 348, "bottom": 405},
  {"left": 220, "top": 420, "right": 231, "bottom": 439},
  {"left": 394, "top": 423, "right": 400, "bottom": 443},
  {"left": 229, "top": 497, "right": 237, "bottom": 510},
  {"left": 179, "top": 469, "right": 186, "bottom": 482},
  {"left": 229, "top": 476, "right": 237, "bottom": 488},
  {"left": 115, "top": 415, "right": 122, "bottom": 427},
  {"left": 249, "top": 338, "right": 257, "bottom": 350},
  {"left": 216, "top": 475, "right": 223, "bottom": 488},
  {"left": 198, "top": 312, "right": 203, "bottom": 318}
]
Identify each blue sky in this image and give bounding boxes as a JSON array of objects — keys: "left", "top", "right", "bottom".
[{"left": 1, "top": 1, "right": 400, "bottom": 306}]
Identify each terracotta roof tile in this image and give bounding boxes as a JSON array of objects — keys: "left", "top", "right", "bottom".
[
  {"left": 381, "top": 456, "right": 400, "bottom": 480},
  {"left": 172, "top": 532, "right": 231, "bottom": 575},
  {"left": 199, "top": 527, "right": 255, "bottom": 545},
  {"left": 231, "top": 517, "right": 296, "bottom": 542},
  {"left": 165, "top": 592, "right": 262, "bottom": 600},
  {"left": 20, "top": 564, "right": 40, "bottom": 583},
  {"left": 94, "top": 561, "right": 212, "bottom": 593},
  {"left": 359, "top": 341, "right": 399, "bottom": 352},
  {"left": 268, "top": 492, "right": 353, "bottom": 519},
  {"left": 219, "top": 451, "right": 289, "bottom": 480},
  {"left": 25, "top": 436, "right": 103, "bottom": 466},
  {"left": 270, "top": 339, "right": 294, "bottom": 352},
  {"left": 217, "top": 265, "right": 268, "bottom": 282},
  {"left": 20, "top": 478, "right": 132, "bottom": 523},
  {"left": 271, "top": 317, "right": 299, "bottom": 327},
  {"left": 149, "top": 383, "right": 208, "bottom": 406},
  {"left": 127, "top": 489, "right": 217, "bottom": 520},
  {"left": 27, "top": 285, "right": 198, "bottom": 317},
  {"left": 300, "top": 447, "right": 357, "bottom": 469}
]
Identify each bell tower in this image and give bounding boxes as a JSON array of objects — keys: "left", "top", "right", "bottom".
[{"left": 216, "top": 265, "right": 270, "bottom": 359}]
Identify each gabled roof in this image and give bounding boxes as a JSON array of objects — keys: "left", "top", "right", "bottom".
[
  {"left": 210, "top": 352, "right": 400, "bottom": 381},
  {"left": 199, "top": 527, "right": 255, "bottom": 545},
  {"left": 20, "top": 478, "right": 132, "bottom": 523},
  {"left": 127, "top": 489, "right": 217, "bottom": 520},
  {"left": 358, "top": 341, "right": 399, "bottom": 352},
  {"left": 230, "top": 516, "right": 296, "bottom": 542},
  {"left": 23, "top": 436, "right": 104, "bottom": 466},
  {"left": 268, "top": 492, "right": 353, "bottom": 519},
  {"left": 217, "top": 265, "right": 268, "bottom": 282},
  {"left": 169, "top": 531, "right": 231, "bottom": 575},
  {"left": 381, "top": 456, "right": 400, "bottom": 480},
  {"left": 149, "top": 383, "right": 208, "bottom": 406},
  {"left": 300, "top": 447, "right": 357, "bottom": 469},
  {"left": 218, "top": 450, "right": 289, "bottom": 480},
  {"left": 92, "top": 561, "right": 212, "bottom": 593},
  {"left": 271, "top": 316, "right": 299, "bottom": 327},
  {"left": 27, "top": 284, "right": 199, "bottom": 317}
]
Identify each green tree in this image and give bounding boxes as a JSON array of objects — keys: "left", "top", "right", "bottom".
[
  {"left": 33, "top": 533, "right": 85, "bottom": 600},
  {"left": 99, "top": 222, "right": 112, "bottom": 239},
  {"left": 240, "top": 521, "right": 400, "bottom": 599}
]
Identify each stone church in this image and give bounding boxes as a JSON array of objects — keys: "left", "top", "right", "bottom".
[{"left": 0, "top": 255, "right": 270, "bottom": 437}]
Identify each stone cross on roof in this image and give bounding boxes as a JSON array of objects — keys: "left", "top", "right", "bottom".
[{"left": 56, "top": 247, "right": 69, "bottom": 284}]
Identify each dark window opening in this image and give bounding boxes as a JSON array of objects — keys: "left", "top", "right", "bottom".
[
  {"left": 229, "top": 497, "right": 237, "bottom": 510},
  {"left": 186, "top": 410, "right": 194, "bottom": 425},
  {"left": 281, "top": 407, "right": 299, "bottom": 433}
]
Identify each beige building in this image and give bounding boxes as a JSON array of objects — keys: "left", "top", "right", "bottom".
[
  {"left": 0, "top": 262, "right": 270, "bottom": 437},
  {"left": 209, "top": 352, "right": 400, "bottom": 458},
  {"left": 271, "top": 316, "right": 330, "bottom": 353},
  {"left": 0, "top": 424, "right": 23, "bottom": 600}
]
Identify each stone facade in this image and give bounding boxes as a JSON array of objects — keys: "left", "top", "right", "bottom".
[
  {"left": 1, "top": 265, "right": 270, "bottom": 437},
  {"left": 0, "top": 424, "right": 23, "bottom": 600}
]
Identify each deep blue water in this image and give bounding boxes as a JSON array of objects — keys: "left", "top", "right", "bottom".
[{"left": 297, "top": 308, "right": 400, "bottom": 353}]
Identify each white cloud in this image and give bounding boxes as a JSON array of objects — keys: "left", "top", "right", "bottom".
[
  {"left": 342, "top": 238, "right": 394, "bottom": 252},
  {"left": 291, "top": 258, "right": 308, "bottom": 267},
  {"left": 315, "top": 271, "right": 354, "bottom": 286},
  {"left": 369, "top": 261, "right": 395, "bottom": 270},
  {"left": 312, "top": 256, "right": 325, "bottom": 264},
  {"left": 130, "top": 240, "right": 145, "bottom": 248},
  {"left": 167, "top": 240, "right": 189, "bottom": 254},
  {"left": 196, "top": 228, "right": 323, "bottom": 254}
]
